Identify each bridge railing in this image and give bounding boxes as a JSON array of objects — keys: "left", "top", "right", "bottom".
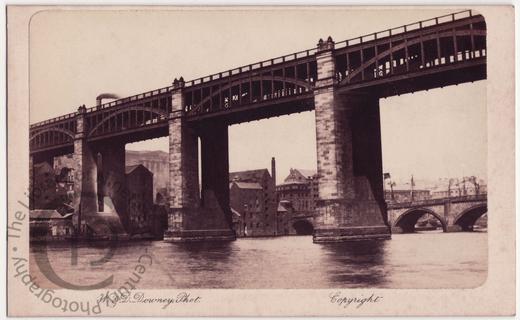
[
  {"left": 387, "top": 193, "right": 487, "bottom": 209},
  {"left": 30, "top": 111, "right": 77, "bottom": 129},
  {"left": 29, "top": 9, "right": 479, "bottom": 130},
  {"left": 84, "top": 85, "right": 173, "bottom": 113},
  {"left": 29, "top": 87, "right": 174, "bottom": 130},
  {"left": 449, "top": 194, "right": 488, "bottom": 202},
  {"left": 183, "top": 48, "right": 318, "bottom": 88},
  {"left": 334, "top": 10, "right": 473, "bottom": 49}
]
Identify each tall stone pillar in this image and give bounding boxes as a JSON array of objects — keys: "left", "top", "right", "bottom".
[
  {"left": 313, "top": 37, "right": 390, "bottom": 242},
  {"left": 350, "top": 94, "right": 387, "bottom": 223},
  {"left": 98, "top": 142, "right": 128, "bottom": 229},
  {"left": 164, "top": 79, "right": 199, "bottom": 241},
  {"left": 200, "top": 122, "right": 234, "bottom": 230},
  {"left": 72, "top": 105, "right": 98, "bottom": 234},
  {"left": 164, "top": 78, "right": 232, "bottom": 242},
  {"left": 164, "top": 79, "right": 235, "bottom": 242}
]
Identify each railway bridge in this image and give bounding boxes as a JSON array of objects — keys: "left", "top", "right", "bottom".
[
  {"left": 29, "top": 11, "right": 487, "bottom": 242},
  {"left": 388, "top": 194, "right": 488, "bottom": 233}
]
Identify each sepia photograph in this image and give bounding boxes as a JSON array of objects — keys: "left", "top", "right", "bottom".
[{"left": 7, "top": 5, "right": 515, "bottom": 317}]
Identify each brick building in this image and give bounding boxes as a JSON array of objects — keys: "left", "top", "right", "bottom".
[
  {"left": 32, "top": 162, "right": 56, "bottom": 209},
  {"left": 276, "top": 168, "right": 319, "bottom": 213},
  {"left": 126, "top": 164, "right": 154, "bottom": 233},
  {"left": 32, "top": 161, "right": 72, "bottom": 212},
  {"left": 276, "top": 201, "right": 292, "bottom": 235},
  {"left": 126, "top": 150, "right": 169, "bottom": 202},
  {"left": 229, "top": 158, "right": 277, "bottom": 237},
  {"left": 29, "top": 210, "right": 74, "bottom": 241}
]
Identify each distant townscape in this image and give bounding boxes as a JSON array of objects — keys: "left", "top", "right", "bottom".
[{"left": 30, "top": 150, "right": 487, "bottom": 241}]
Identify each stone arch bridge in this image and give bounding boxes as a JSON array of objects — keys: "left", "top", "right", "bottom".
[{"left": 388, "top": 194, "right": 487, "bottom": 233}]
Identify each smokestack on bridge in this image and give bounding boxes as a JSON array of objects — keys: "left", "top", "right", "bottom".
[{"left": 96, "top": 93, "right": 120, "bottom": 106}]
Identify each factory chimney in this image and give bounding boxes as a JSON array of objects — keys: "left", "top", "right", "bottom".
[{"left": 271, "top": 157, "right": 276, "bottom": 187}]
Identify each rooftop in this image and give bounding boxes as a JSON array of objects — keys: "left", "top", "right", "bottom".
[
  {"left": 282, "top": 168, "right": 317, "bottom": 184},
  {"left": 229, "top": 169, "right": 270, "bottom": 182},
  {"left": 30, "top": 210, "right": 70, "bottom": 220},
  {"left": 277, "top": 203, "right": 288, "bottom": 212},
  {"left": 125, "top": 164, "right": 152, "bottom": 174},
  {"left": 230, "top": 181, "right": 263, "bottom": 190},
  {"left": 294, "top": 169, "right": 317, "bottom": 178}
]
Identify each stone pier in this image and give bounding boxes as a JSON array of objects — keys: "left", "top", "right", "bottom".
[
  {"left": 200, "top": 122, "right": 234, "bottom": 229},
  {"left": 164, "top": 80, "right": 235, "bottom": 242},
  {"left": 97, "top": 142, "right": 128, "bottom": 228},
  {"left": 312, "top": 37, "right": 391, "bottom": 243},
  {"left": 72, "top": 106, "right": 98, "bottom": 233}
]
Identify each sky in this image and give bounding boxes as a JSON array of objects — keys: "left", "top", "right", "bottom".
[{"left": 29, "top": 8, "right": 487, "bottom": 184}]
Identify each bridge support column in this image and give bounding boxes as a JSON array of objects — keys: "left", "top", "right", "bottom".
[
  {"left": 446, "top": 225, "right": 463, "bottom": 232},
  {"left": 72, "top": 106, "right": 98, "bottom": 234},
  {"left": 444, "top": 200, "right": 458, "bottom": 232},
  {"left": 199, "top": 123, "right": 235, "bottom": 239},
  {"left": 164, "top": 83, "right": 234, "bottom": 242},
  {"left": 312, "top": 38, "right": 390, "bottom": 243},
  {"left": 97, "top": 143, "right": 128, "bottom": 230}
]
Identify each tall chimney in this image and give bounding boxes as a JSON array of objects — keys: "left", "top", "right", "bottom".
[
  {"left": 271, "top": 157, "right": 276, "bottom": 187},
  {"left": 96, "top": 93, "right": 120, "bottom": 106}
]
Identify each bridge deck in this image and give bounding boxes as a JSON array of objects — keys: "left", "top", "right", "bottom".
[
  {"left": 387, "top": 194, "right": 488, "bottom": 210},
  {"left": 30, "top": 10, "right": 486, "bottom": 155}
]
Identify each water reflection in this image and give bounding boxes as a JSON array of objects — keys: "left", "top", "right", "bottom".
[
  {"left": 169, "top": 242, "right": 235, "bottom": 272},
  {"left": 30, "top": 233, "right": 487, "bottom": 289},
  {"left": 319, "top": 240, "right": 388, "bottom": 287}
]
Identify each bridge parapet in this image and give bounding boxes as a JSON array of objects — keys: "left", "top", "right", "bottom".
[{"left": 387, "top": 194, "right": 487, "bottom": 210}]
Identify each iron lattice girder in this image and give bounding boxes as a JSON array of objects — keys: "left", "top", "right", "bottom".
[
  {"left": 29, "top": 117, "right": 77, "bottom": 153},
  {"left": 334, "top": 15, "right": 486, "bottom": 86},
  {"left": 29, "top": 10, "right": 486, "bottom": 155}
]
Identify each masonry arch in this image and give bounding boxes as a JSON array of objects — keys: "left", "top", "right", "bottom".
[
  {"left": 393, "top": 208, "right": 447, "bottom": 233},
  {"left": 292, "top": 219, "right": 314, "bottom": 235},
  {"left": 453, "top": 204, "right": 487, "bottom": 231}
]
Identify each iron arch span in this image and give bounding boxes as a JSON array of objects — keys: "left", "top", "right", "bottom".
[
  {"left": 292, "top": 220, "right": 314, "bottom": 235},
  {"left": 393, "top": 208, "right": 447, "bottom": 234},
  {"left": 453, "top": 204, "right": 488, "bottom": 231}
]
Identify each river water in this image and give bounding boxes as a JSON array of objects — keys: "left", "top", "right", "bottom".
[{"left": 30, "top": 232, "right": 487, "bottom": 289}]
